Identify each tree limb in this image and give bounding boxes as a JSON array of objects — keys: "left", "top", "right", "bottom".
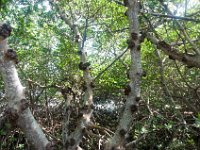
[
  {"left": 94, "top": 48, "right": 129, "bottom": 81},
  {"left": 146, "top": 33, "right": 200, "bottom": 68},
  {"left": 158, "top": 0, "right": 200, "bottom": 55},
  {"left": 48, "top": 1, "right": 94, "bottom": 149},
  {"left": 0, "top": 25, "right": 50, "bottom": 150},
  {"left": 142, "top": 12, "right": 200, "bottom": 22}
]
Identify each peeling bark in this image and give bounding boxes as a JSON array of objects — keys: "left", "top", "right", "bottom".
[{"left": 0, "top": 24, "right": 50, "bottom": 150}]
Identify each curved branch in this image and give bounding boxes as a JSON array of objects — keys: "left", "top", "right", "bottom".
[
  {"left": 0, "top": 26, "right": 50, "bottom": 149},
  {"left": 146, "top": 33, "right": 200, "bottom": 68}
]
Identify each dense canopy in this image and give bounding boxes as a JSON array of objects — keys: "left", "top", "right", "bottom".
[{"left": 0, "top": 0, "right": 200, "bottom": 149}]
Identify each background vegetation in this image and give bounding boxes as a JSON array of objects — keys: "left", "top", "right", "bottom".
[{"left": 0, "top": 0, "right": 200, "bottom": 149}]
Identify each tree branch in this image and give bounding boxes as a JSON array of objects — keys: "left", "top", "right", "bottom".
[
  {"left": 158, "top": 0, "right": 200, "bottom": 55},
  {"left": 146, "top": 33, "right": 200, "bottom": 68},
  {"left": 94, "top": 48, "right": 129, "bottom": 81},
  {"left": 0, "top": 25, "right": 50, "bottom": 149},
  {"left": 143, "top": 12, "right": 200, "bottom": 22},
  {"left": 48, "top": 1, "right": 94, "bottom": 149}
]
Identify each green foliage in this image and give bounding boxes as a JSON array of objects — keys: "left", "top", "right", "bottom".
[{"left": 0, "top": 0, "right": 199, "bottom": 149}]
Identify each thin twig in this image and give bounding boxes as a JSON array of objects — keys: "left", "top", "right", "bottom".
[
  {"left": 94, "top": 48, "right": 129, "bottom": 81},
  {"left": 142, "top": 12, "right": 200, "bottom": 22},
  {"left": 158, "top": 0, "right": 200, "bottom": 55},
  {"left": 81, "top": 18, "right": 88, "bottom": 49}
]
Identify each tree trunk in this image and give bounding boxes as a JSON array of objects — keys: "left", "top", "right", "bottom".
[
  {"left": 105, "top": 0, "right": 142, "bottom": 149},
  {"left": 0, "top": 24, "right": 50, "bottom": 150}
]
